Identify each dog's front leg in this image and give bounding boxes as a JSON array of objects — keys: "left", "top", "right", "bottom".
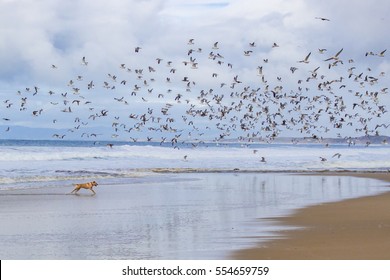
[{"left": 70, "top": 188, "right": 79, "bottom": 194}]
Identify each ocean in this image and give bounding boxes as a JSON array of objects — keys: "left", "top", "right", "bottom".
[
  {"left": 0, "top": 139, "right": 389, "bottom": 259},
  {"left": 0, "top": 139, "right": 389, "bottom": 190}
]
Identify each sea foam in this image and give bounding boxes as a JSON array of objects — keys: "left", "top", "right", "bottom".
[{"left": 0, "top": 141, "right": 389, "bottom": 189}]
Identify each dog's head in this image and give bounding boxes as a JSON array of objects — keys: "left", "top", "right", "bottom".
[{"left": 91, "top": 181, "right": 98, "bottom": 187}]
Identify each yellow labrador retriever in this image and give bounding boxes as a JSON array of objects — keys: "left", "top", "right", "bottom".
[{"left": 70, "top": 181, "right": 98, "bottom": 195}]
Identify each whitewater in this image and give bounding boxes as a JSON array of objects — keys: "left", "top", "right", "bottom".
[
  {"left": 0, "top": 139, "right": 389, "bottom": 190},
  {"left": 1, "top": 139, "right": 390, "bottom": 259}
]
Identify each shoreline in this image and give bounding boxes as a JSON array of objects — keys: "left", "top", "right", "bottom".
[
  {"left": 1, "top": 171, "right": 389, "bottom": 259},
  {"left": 232, "top": 172, "right": 390, "bottom": 259}
]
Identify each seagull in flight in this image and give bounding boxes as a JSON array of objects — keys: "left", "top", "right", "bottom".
[
  {"left": 298, "top": 52, "right": 311, "bottom": 63},
  {"left": 315, "top": 17, "right": 330, "bottom": 21},
  {"left": 377, "top": 49, "right": 387, "bottom": 57},
  {"left": 81, "top": 56, "right": 88, "bottom": 66},
  {"left": 324, "top": 48, "right": 343, "bottom": 61},
  {"left": 332, "top": 153, "right": 342, "bottom": 159}
]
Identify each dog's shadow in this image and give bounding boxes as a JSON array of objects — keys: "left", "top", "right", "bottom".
[{"left": 70, "top": 193, "right": 96, "bottom": 197}]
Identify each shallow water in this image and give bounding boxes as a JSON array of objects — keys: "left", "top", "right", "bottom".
[
  {"left": 0, "top": 173, "right": 388, "bottom": 259},
  {"left": 1, "top": 141, "right": 390, "bottom": 191}
]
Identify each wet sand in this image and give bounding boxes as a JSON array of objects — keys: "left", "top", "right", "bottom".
[
  {"left": 233, "top": 172, "right": 390, "bottom": 259},
  {"left": 0, "top": 172, "right": 389, "bottom": 259}
]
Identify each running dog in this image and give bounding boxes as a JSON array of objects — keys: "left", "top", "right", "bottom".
[{"left": 70, "top": 181, "right": 98, "bottom": 195}]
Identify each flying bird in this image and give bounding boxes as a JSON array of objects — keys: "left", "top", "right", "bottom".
[
  {"left": 81, "top": 56, "right": 88, "bottom": 66},
  {"left": 324, "top": 48, "right": 343, "bottom": 61},
  {"left": 315, "top": 17, "right": 330, "bottom": 21},
  {"left": 298, "top": 52, "right": 311, "bottom": 63},
  {"left": 377, "top": 49, "right": 387, "bottom": 57},
  {"left": 332, "top": 153, "right": 342, "bottom": 159}
]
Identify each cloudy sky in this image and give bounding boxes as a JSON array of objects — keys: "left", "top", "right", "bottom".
[{"left": 0, "top": 0, "right": 389, "bottom": 141}]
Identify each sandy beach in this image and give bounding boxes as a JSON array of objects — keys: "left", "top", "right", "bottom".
[
  {"left": 0, "top": 171, "right": 389, "bottom": 259},
  {"left": 233, "top": 172, "right": 390, "bottom": 259}
]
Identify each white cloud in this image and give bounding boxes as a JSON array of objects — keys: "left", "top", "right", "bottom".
[{"left": 0, "top": 0, "right": 389, "bottom": 140}]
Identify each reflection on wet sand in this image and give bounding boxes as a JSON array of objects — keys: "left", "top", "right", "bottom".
[{"left": 0, "top": 173, "right": 387, "bottom": 259}]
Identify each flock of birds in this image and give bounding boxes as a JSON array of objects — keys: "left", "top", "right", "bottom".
[{"left": 1, "top": 30, "right": 389, "bottom": 152}]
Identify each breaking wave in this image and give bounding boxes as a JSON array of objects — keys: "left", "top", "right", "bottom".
[{"left": 0, "top": 141, "right": 389, "bottom": 190}]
